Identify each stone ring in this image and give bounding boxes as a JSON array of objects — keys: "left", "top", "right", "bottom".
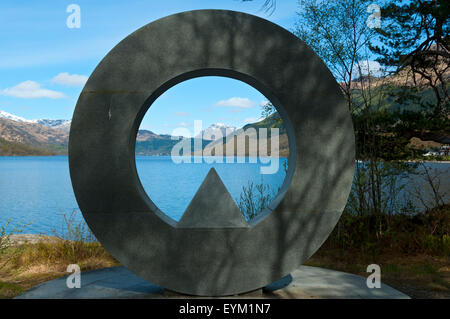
[{"left": 69, "top": 9, "right": 355, "bottom": 296}]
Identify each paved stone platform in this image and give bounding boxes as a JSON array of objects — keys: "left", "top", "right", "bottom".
[{"left": 15, "top": 266, "right": 409, "bottom": 299}]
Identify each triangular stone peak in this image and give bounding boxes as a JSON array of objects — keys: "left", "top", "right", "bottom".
[{"left": 177, "top": 167, "right": 249, "bottom": 228}]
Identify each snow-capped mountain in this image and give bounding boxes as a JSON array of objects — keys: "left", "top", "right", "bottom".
[
  {"left": 0, "top": 110, "right": 71, "bottom": 132},
  {"left": 196, "top": 123, "right": 237, "bottom": 141},
  {"left": 33, "top": 119, "right": 71, "bottom": 132},
  {"left": 0, "top": 110, "right": 30, "bottom": 123}
]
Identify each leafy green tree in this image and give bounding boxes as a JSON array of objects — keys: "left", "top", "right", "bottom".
[
  {"left": 294, "top": 0, "right": 378, "bottom": 113},
  {"left": 369, "top": 0, "right": 450, "bottom": 117}
]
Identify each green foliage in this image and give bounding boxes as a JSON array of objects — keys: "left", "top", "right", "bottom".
[
  {"left": 294, "top": 0, "right": 448, "bottom": 162},
  {"left": 0, "top": 219, "right": 30, "bottom": 255},
  {"left": 350, "top": 84, "right": 445, "bottom": 115},
  {"left": 322, "top": 158, "right": 448, "bottom": 258},
  {"left": 47, "top": 144, "right": 68, "bottom": 155},
  {"left": 135, "top": 136, "right": 180, "bottom": 156},
  {"left": 252, "top": 105, "right": 285, "bottom": 136},
  {"left": 347, "top": 161, "right": 417, "bottom": 217},
  {"left": 423, "top": 155, "right": 450, "bottom": 161},
  {"left": 53, "top": 210, "right": 97, "bottom": 243},
  {"left": 3, "top": 211, "right": 114, "bottom": 269},
  {"left": 237, "top": 181, "right": 276, "bottom": 220},
  {"left": 136, "top": 136, "right": 213, "bottom": 156},
  {"left": 295, "top": 0, "right": 375, "bottom": 85},
  {"left": 351, "top": 90, "right": 449, "bottom": 160},
  {"left": 0, "top": 218, "right": 31, "bottom": 270},
  {"left": 236, "top": 160, "right": 288, "bottom": 221},
  {"left": 327, "top": 204, "right": 450, "bottom": 257},
  {"left": 409, "top": 162, "right": 449, "bottom": 211},
  {"left": 369, "top": 0, "right": 449, "bottom": 68},
  {"left": 0, "top": 219, "right": 12, "bottom": 256},
  {"left": 369, "top": 0, "right": 449, "bottom": 117},
  {"left": 0, "top": 137, "right": 56, "bottom": 156},
  {"left": 0, "top": 281, "right": 24, "bottom": 299},
  {"left": 259, "top": 102, "right": 283, "bottom": 129}
]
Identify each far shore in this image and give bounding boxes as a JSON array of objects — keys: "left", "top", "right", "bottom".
[{"left": 1, "top": 154, "right": 449, "bottom": 163}]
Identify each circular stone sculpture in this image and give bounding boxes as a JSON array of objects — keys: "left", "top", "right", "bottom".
[{"left": 69, "top": 10, "right": 355, "bottom": 296}]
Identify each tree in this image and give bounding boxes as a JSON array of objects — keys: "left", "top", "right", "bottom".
[
  {"left": 290, "top": 0, "right": 421, "bottom": 222},
  {"left": 369, "top": 0, "right": 450, "bottom": 117},
  {"left": 241, "top": 0, "right": 276, "bottom": 14},
  {"left": 294, "top": 0, "right": 378, "bottom": 113}
]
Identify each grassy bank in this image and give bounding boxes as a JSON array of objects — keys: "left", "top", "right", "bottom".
[
  {"left": 306, "top": 250, "right": 449, "bottom": 299},
  {"left": 305, "top": 204, "right": 450, "bottom": 298},
  {"left": 0, "top": 237, "right": 118, "bottom": 298},
  {"left": 0, "top": 212, "right": 119, "bottom": 298},
  {"left": 0, "top": 236, "right": 447, "bottom": 299},
  {"left": 0, "top": 205, "right": 448, "bottom": 299}
]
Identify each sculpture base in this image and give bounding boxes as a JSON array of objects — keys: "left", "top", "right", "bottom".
[{"left": 15, "top": 266, "right": 409, "bottom": 299}]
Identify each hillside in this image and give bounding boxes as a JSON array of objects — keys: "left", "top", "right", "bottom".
[
  {"left": 349, "top": 55, "right": 450, "bottom": 90},
  {"left": 136, "top": 130, "right": 225, "bottom": 156},
  {"left": 0, "top": 118, "right": 68, "bottom": 155},
  {"left": 195, "top": 133, "right": 290, "bottom": 157},
  {"left": 136, "top": 130, "right": 198, "bottom": 156},
  {"left": 0, "top": 137, "right": 55, "bottom": 156},
  {"left": 194, "top": 114, "right": 290, "bottom": 157},
  {"left": 351, "top": 83, "right": 447, "bottom": 115},
  {"left": 0, "top": 111, "right": 291, "bottom": 157}
]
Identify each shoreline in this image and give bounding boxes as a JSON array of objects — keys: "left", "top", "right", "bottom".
[
  {"left": 1, "top": 154, "right": 449, "bottom": 163},
  {"left": 2, "top": 234, "right": 61, "bottom": 247},
  {"left": 355, "top": 159, "right": 450, "bottom": 164},
  {"left": 407, "top": 160, "right": 450, "bottom": 164}
]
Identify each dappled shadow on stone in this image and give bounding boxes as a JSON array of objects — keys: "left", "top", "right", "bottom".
[{"left": 69, "top": 10, "right": 355, "bottom": 296}]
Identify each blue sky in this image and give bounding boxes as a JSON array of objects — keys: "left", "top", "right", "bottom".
[
  {"left": 0, "top": 0, "right": 299, "bottom": 134},
  {"left": 0, "top": 1, "right": 383, "bottom": 135},
  {"left": 142, "top": 77, "right": 270, "bottom": 135}
]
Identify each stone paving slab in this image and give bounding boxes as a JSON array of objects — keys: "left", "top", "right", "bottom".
[{"left": 15, "top": 266, "right": 409, "bottom": 299}]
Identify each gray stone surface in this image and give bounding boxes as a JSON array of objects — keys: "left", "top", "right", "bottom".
[
  {"left": 69, "top": 10, "right": 355, "bottom": 296},
  {"left": 15, "top": 266, "right": 409, "bottom": 299},
  {"left": 265, "top": 267, "right": 410, "bottom": 299},
  {"left": 178, "top": 168, "right": 249, "bottom": 228},
  {"left": 16, "top": 267, "right": 164, "bottom": 299},
  {"left": 4, "top": 234, "right": 60, "bottom": 247}
]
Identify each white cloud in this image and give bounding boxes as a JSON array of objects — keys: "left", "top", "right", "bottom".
[
  {"left": 1, "top": 81, "right": 66, "bottom": 99},
  {"left": 51, "top": 72, "right": 88, "bottom": 87},
  {"left": 215, "top": 97, "right": 255, "bottom": 108},
  {"left": 178, "top": 122, "right": 190, "bottom": 127}
]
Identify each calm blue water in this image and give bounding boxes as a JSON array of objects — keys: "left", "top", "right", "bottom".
[
  {"left": 0, "top": 156, "right": 287, "bottom": 234},
  {"left": 137, "top": 156, "right": 287, "bottom": 221},
  {"left": 0, "top": 156, "right": 448, "bottom": 235}
]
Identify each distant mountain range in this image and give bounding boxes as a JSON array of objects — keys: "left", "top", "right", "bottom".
[
  {"left": 0, "top": 110, "right": 289, "bottom": 156},
  {"left": 196, "top": 123, "right": 236, "bottom": 141},
  {"left": 0, "top": 111, "right": 71, "bottom": 132},
  {"left": 0, "top": 111, "right": 69, "bottom": 155}
]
